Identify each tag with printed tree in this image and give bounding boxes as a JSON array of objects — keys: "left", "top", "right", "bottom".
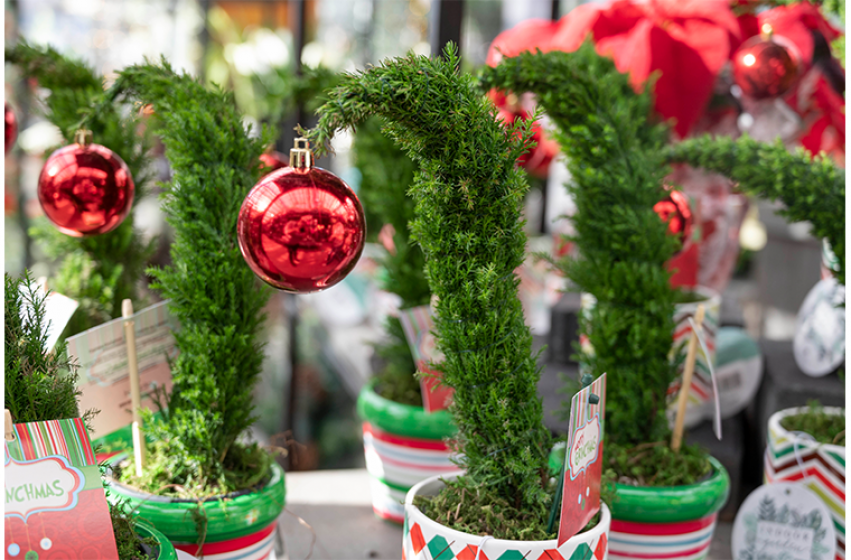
[{"left": 5, "top": 418, "right": 119, "bottom": 559}]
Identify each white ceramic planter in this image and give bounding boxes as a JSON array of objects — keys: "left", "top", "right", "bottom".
[
  {"left": 765, "top": 407, "right": 845, "bottom": 560},
  {"left": 403, "top": 473, "right": 611, "bottom": 560}
]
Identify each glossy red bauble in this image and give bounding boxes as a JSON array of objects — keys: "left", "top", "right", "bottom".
[
  {"left": 5, "top": 103, "right": 17, "bottom": 154},
  {"left": 238, "top": 165, "right": 366, "bottom": 293},
  {"left": 259, "top": 150, "right": 288, "bottom": 172},
  {"left": 654, "top": 189, "right": 693, "bottom": 250},
  {"left": 37, "top": 142, "right": 134, "bottom": 237},
  {"left": 732, "top": 34, "right": 800, "bottom": 100}
]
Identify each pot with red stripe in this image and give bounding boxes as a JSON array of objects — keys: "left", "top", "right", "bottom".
[
  {"left": 765, "top": 407, "right": 845, "bottom": 560},
  {"left": 106, "top": 461, "right": 286, "bottom": 560},
  {"left": 357, "top": 381, "right": 460, "bottom": 523},
  {"left": 608, "top": 456, "right": 729, "bottom": 560}
]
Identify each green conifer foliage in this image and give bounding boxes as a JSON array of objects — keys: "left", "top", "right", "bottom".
[
  {"left": 309, "top": 46, "right": 552, "bottom": 515},
  {"left": 6, "top": 43, "right": 155, "bottom": 337},
  {"left": 80, "top": 60, "right": 274, "bottom": 495},
  {"left": 353, "top": 117, "right": 428, "bottom": 405},
  {"left": 481, "top": 44, "right": 681, "bottom": 448},
  {"left": 665, "top": 136, "right": 845, "bottom": 285}
]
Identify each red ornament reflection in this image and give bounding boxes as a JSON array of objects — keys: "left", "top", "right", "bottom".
[
  {"left": 38, "top": 142, "right": 134, "bottom": 237},
  {"left": 654, "top": 190, "right": 693, "bottom": 249},
  {"left": 732, "top": 34, "right": 800, "bottom": 100},
  {"left": 238, "top": 165, "right": 366, "bottom": 293},
  {"left": 5, "top": 103, "right": 17, "bottom": 154}
]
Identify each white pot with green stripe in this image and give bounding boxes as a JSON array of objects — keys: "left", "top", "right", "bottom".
[
  {"left": 356, "top": 381, "right": 459, "bottom": 524},
  {"left": 765, "top": 407, "right": 845, "bottom": 560}
]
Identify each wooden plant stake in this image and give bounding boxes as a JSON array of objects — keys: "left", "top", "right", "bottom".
[
  {"left": 122, "top": 299, "right": 146, "bottom": 475},
  {"left": 5, "top": 409, "right": 14, "bottom": 441},
  {"left": 671, "top": 303, "right": 705, "bottom": 452}
]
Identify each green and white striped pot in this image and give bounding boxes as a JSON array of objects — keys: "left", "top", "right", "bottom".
[
  {"left": 136, "top": 521, "right": 179, "bottom": 560},
  {"left": 107, "top": 462, "right": 285, "bottom": 560},
  {"left": 357, "top": 381, "right": 459, "bottom": 524},
  {"left": 403, "top": 472, "right": 611, "bottom": 560},
  {"left": 765, "top": 407, "right": 845, "bottom": 560}
]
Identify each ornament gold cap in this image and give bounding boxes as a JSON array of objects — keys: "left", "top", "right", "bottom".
[
  {"left": 290, "top": 138, "right": 313, "bottom": 169},
  {"left": 74, "top": 129, "right": 93, "bottom": 146},
  {"left": 760, "top": 23, "right": 774, "bottom": 40}
]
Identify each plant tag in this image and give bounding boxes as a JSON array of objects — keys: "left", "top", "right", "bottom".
[
  {"left": 4, "top": 418, "right": 119, "bottom": 559},
  {"left": 732, "top": 482, "right": 836, "bottom": 560},
  {"left": 558, "top": 373, "right": 606, "bottom": 546},
  {"left": 398, "top": 305, "right": 454, "bottom": 413},
  {"left": 66, "top": 300, "right": 177, "bottom": 439},
  {"left": 689, "top": 317, "right": 722, "bottom": 440},
  {"left": 20, "top": 281, "right": 78, "bottom": 352},
  {"left": 794, "top": 278, "right": 845, "bottom": 377}
]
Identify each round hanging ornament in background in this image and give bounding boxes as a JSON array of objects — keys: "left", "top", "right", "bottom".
[
  {"left": 238, "top": 138, "right": 366, "bottom": 293},
  {"left": 653, "top": 189, "right": 693, "bottom": 250},
  {"left": 732, "top": 24, "right": 801, "bottom": 100},
  {"left": 37, "top": 130, "right": 134, "bottom": 237},
  {"left": 5, "top": 103, "right": 17, "bottom": 154},
  {"left": 259, "top": 149, "right": 288, "bottom": 173}
]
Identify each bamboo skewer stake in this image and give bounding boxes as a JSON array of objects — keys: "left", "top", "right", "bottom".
[
  {"left": 122, "top": 299, "right": 146, "bottom": 475},
  {"left": 671, "top": 303, "right": 705, "bottom": 453}
]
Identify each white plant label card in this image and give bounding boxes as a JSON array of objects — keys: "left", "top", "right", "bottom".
[
  {"left": 732, "top": 482, "right": 836, "bottom": 560},
  {"left": 794, "top": 278, "right": 845, "bottom": 377}
]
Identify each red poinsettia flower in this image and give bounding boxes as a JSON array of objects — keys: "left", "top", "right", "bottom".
[
  {"left": 786, "top": 68, "right": 845, "bottom": 163},
  {"left": 551, "top": 0, "right": 744, "bottom": 138},
  {"left": 486, "top": 19, "right": 561, "bottom": 67}
]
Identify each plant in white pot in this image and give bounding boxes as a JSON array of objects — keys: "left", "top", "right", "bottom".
[{"left": 309, "top": 45, "right": 611, "bottom": 557}]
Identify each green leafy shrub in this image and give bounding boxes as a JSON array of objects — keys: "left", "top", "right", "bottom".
[
  {"left": 309, "top": 46, "right": 553, "bottom": 538},
  {"left": 6, "top": 42, "right": 155, "bottom": 337},
  {"left": 780, "top": 400, "right": 845, "bottom": 446}
]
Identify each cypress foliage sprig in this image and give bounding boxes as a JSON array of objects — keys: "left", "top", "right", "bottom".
[
  {"left": 665, "top": 135, "right": 845, "bottom": 285},
  {"left": 79, "top": 59, "right": 274, "bottom": 495},
  {"left": 309, "top": 45, "right": 552, "bottom": 515},
  {"left": 6, "top": 42, "right": 155, "bottom": 337},
  {"left": 353, "top": 117, "right": 428, "bottom": 405},
  {"left": 481, "top": 44, "right": 680, "bottom": 448}
]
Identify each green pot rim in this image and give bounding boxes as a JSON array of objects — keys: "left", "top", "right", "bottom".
[
  {"left": 611, "top": 456, "right": 730, "bottom": 523},
  {"left": 107, "top": 462, "right": 286, "bottom": 543},
  {"left": 135, "top": 521, "right": 177, "bottom": 560},
  {"left": 356, "top": 380, "right": 457, "bottom": 440}
]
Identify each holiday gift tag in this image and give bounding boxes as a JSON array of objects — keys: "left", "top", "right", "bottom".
[
  {"left": 398, "top": 305, "right": 453, "bottom": 413},
  {"left": 732, "top": 482, "right": 836, "bottom": 560},
  {"left": 558, "top": 373, "right": 607, "bottom": 546},
  {"left": 793, "top": 278, "right": 845, "bottom": 377},
  {"left": 5, "top": 418, "right": 120, "bottom": 559},
  {"left": 66, "top": 300, "right": 177, "bottom": 438}
]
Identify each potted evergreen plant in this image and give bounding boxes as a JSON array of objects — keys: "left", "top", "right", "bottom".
[
  {"left": 309, "top": 46, "right": 610, "bottom": 557},
  {"left": 481, "top": 45, "right": 731, "bottom": 559},
  {"left": 353, "top": 116, "right": 459, "bottom": 523},
  {"left": 5, "top": 271, "right": 178, "bottom": 560},
  {"left": 67, "top": 61, "right": 286, "bottom": 559}
]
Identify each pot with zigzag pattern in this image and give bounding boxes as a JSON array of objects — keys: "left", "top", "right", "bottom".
[
  {"left": 403, "top": 472, "right": 611, "bottom": 560},
  {"left": 765, "top": 407, "right": 845, "bottom": 560},
  {"left": 357, "top": 381, "right": 460, "bottom": 523}
]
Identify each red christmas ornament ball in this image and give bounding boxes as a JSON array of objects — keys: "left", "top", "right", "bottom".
[
  {"left": 259, "top": 150, "right": 288, "bottom": 173},
  {"left": 732, "top": 33, "right": 800, "bottom": 100},
  {"left": 38, "top": 140, "right": 134, "bottom": 237},
  {"left": 654, "top": 189, "right": 693, "bottom": 250},
  {"left": 238, "top": 154, "right": 365, "bottom": 293},
  {"left": 5, "top": 103, "right": 17, "bottom": 154}
]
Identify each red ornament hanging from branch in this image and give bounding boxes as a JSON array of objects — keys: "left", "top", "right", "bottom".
[
  {"left": 732, "top": 24, "right": 801, "bottom": 100},
  {"left": 37, "top": 130, "right": 135, "bottom": 237},
  {"left": 655, "top": 188, "right": 698, "bottom": 288},
  {"left": 238, "top": 138, "right": 366, "bottom": 293},
  {"left": 5, "top": 103, "right": 17, "bottom": 154}
]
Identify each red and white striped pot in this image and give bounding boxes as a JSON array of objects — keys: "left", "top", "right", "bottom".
[
  {"left": 608, "top": 457, "right": 730, "bottom": 560},
  {"left": 357, "top": 382, "right": 459, "bottom": 523}
]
